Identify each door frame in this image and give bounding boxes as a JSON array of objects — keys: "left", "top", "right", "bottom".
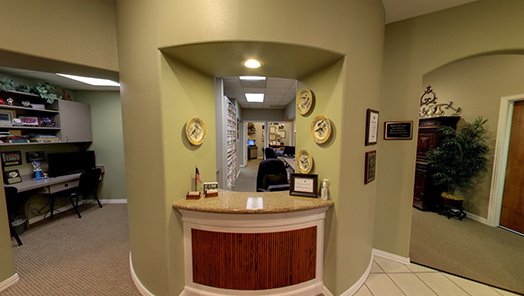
[{"left": 487, "top": 94, "right": 524, "bottom": 226}]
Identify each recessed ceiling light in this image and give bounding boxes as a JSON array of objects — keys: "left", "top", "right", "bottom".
[
  {"left": 245, "top": 93, "right": 264, "bottom": 102},
  {"left": 239, "top": 76, "right": 266, "bottom": 81},
  {"left": 243, "top": 59, "right": 262, "bottom": 69},
  {"left": 57, "top": 73, "right": 120, "bottom": 87}
]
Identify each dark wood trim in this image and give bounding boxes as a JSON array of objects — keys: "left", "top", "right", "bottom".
[{"left": 191, "top": 227, "right": 317, "bottom": 290}]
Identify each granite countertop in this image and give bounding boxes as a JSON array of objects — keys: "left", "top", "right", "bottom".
[{"left": 172, "top": 190, "right": 334, "bottom": 214}]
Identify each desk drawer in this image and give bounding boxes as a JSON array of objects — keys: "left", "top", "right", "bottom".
[{"left": 43, "top": 180, "right": 80, "bottom": 194}]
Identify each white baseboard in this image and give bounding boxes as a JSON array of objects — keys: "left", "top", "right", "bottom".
[
  {"left": 464, "top": 211, "right": 488, "bottom": 225},
  {"left": 323, "top": 252, "right": 373, "bottom": 296},
  {"left": 372, "top": 248, "right": 410, "bottom": 265},
  {"left": 100, "top": 199, "right": 127, "bottom": 204},
  {"left": 129, "top": 253, "right": 156, "bottom": 296},
  {"left": 0, "top": 273, "right": 19, "bottom": 293}
]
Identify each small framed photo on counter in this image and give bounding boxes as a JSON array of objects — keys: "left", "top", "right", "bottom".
[
  {"left": 290, "top": 173, "right": 318, "bottom": 198},
  {"left": 4, "top": 169, "right": 22, "bottom": 184}
]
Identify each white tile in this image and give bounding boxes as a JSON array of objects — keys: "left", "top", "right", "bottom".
[
  {"left": 406, "top": 263, "right": 439, "bottom": 273},
  {"left": 365, "top": 274, "right": 405, "bottom": 296},
  {"left": 444, "top": 274, "right": 501, "bottom": 296},
  {"left": 416, "top": 273, "right": 469, "bottom": 296},
  {"left": 370, "top": 261, "right": 385, "bottom": 273},
  {"left": 389, "top": 273, "right": 438, "bottom": 296},
  {"left": 492, "top": 287, "right": 522, "bottom": 296},
  {"left": 353, "top": 284, "right": 373, "bottom": 296},
  {"left": 374, "top": 256, "right": 411, "bottom": 273}
]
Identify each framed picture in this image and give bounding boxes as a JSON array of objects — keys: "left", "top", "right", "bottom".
[
  {"left": 1, "top": 151, "right": 22, "bottom": 166},
  {"left": 269, "top": 134, "right": 276, "bottom": 140},
  {"left": 26, "top": 151, "right": 46, "bottom": 162},
  {"left": 384, "top": 121, "right": 413, "bottom": 140},
  {"left": 18, "top": 116, "right": 39, "bottom": 126},
  {"left": 269, "top": 126, "right": 276, "bottom": 133},
  {"left": 290, "top": 173, "right": 318, "bottom": 198},
  {"left": 365, "top": 109, "right": 379, "bottom": 145},
  {"left": 364, "top": 150, "right": 377, "bottom": 184},
  {"left": 0, "top": 110, "right": 14, "bottom": 126},
  {"left": 4, "top": 169, "right": 22, "bottom": 184},
  {"left": 278, "top": 130, "right": 286, "bottom": 138}
]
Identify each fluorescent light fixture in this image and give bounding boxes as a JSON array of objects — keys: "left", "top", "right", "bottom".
[
  {"left": 245, "top": 93, "right": 264, "bottom": 102},
  {"left": 243, "top": 59, "right": 262, "bottom": 69},
  {"left": 57, "top": 73, "right": 120, "bottom": 87},
  {"left": 239, "top": 76, "right": 266, "bottom": 81}
]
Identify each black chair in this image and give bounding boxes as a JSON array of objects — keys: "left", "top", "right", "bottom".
[
  {"left": 256, "top": 159, "right": 290, "bottom": 192},
  {"left": 5, "top": 186, "right": 23, "bottom": 246},
  {"left": 264, "top": 147, "right": 277, "bottom": 159},
  {"left": 51, "top": 168, "right": 102, "bottom": 219}
]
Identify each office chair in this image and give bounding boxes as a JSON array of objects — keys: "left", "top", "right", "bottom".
[
  {"left": 264, "top": 147, "right": 277, "bottom": 159},
  {"left": 256, "top": 159, "right": 290, "bottom": 192},
  {"left": 5, "top": 186, "right": 23, "bottom": 246},
  {"left": 52, "top": 168, "right": 102, "bottom": 219}
]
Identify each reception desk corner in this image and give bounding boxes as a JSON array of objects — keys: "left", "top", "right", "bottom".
[{"left": 173, "top": 191, "right": 334, "bottom": 296}]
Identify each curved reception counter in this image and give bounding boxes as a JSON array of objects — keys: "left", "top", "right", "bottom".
[{"left": 173, "top": 191, "right": 334, "bottom": 296}]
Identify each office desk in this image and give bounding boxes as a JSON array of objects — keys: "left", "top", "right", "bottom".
[
  {"left": 279, "top": 156, "right": 296, "bottom": 172},
  {"left": 8, "top": 173, "right": 82, "bottom": 194}
]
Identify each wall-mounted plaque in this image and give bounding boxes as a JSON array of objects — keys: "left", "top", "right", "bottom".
[
  {"left": 365, "top": 109, "right": 379, "bottom": 145},
  {"left": 384, "top": 121, "right": 413, "bottom": 140},
  {"left": 185, "top": 117, "right": 206, "bottom": 146},
  {"left": 296, "top": 88, "right": 315, "bottom": 116}
]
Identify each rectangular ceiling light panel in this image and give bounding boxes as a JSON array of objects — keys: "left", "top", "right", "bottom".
[{"left": 245, "top": 93, "right": 264, "bottom": 102}]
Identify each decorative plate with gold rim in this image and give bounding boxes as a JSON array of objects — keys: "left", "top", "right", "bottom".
[
  {"left": 311, "top": 115, "right": 331, "bottom": 144},
  {"left": 185, "top": 117, "right": 206, "bottom": 145},
  {"left": 296, "top": 149, "right": 314, "bottom": 174},
  {"left": 296, "top": 88, "right": 314, "bottom": 116}
]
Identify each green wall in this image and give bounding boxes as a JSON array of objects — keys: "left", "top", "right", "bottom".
[
  {"left": 75, "top": 91, "right": 126, "bottom": 200},
  {"left": 375, "top": 0, "right": 524, "bottom": 257},
  {"left": 423, "top": 54, "right": 524, "bottom": 218},
  {"left": 116, "top": 0, "right": 384, "bottom": 295}
]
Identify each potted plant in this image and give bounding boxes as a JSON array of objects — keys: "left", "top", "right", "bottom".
[{"left": 427, "top": 117, "right": 490, "bottom": 213}]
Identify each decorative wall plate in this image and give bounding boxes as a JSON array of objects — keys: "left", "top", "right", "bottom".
[
  {"left": 296, "top": 88, "right": 315, "bottom": 116},
  {"left": 296, "top": 149, "right": 314, "bottom": 174},
  {"left": 185, "top": 117, "right": 206, "bottom": 145},
  {"left": 311, "top": 115, "right": 332, "bottom": 144}
]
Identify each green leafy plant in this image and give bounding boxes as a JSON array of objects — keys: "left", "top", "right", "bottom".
[
  {"left": 35, "top": 81, "right": 62, "bottom": 103},
  {"left": 428, "top": 117, "right": 490, "bottom": 198}
]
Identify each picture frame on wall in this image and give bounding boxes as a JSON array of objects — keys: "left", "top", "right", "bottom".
[
  {"left": 278, "top": 130, "right": 286, "bottom": 138},
  {"left": 364, "top": 150, "right": 377, "bottom": 184},
  {"left": 384, "top": 121, "right": 413, "bottom": 140},
  {"left": 26, "top": 151, "right": 46, "bottom": 162},
  {"left": 1, "top": 151, "right": 22, "bottom": 166},
  {"left": 289, "top": 173, "right": 318, "bottom": 198},
  {"left": 365, "top": 109, "right": 379, "bottom": 145}
]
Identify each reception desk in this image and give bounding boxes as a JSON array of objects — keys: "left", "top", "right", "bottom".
[{"left": 173, "top": 191, "right": 333, "bottom": 296}]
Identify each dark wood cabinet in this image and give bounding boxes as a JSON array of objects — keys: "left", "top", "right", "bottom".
[{"left": 413, "top": 116, "right": 460, "bottom": 210}]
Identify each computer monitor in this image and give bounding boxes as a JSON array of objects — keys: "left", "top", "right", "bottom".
[
  {"left": 247, "top": 139, "right": 256, "bottom": 146},
  {"left": 47, "top": 151, "right": 96, "bottom": 177},
  {"left": 283, "top": 146, "right": 295, "bottom": 157}
]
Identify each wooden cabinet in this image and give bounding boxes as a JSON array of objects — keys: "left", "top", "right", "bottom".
[
  {"left": 248, "top": 146, "right": 258, "bottom": 160},
  {"left": 413, "top": 116, "right": 460, "bottom": 210}
]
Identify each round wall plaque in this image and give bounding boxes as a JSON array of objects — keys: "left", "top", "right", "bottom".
[
  {"left": 297, "top": 149, "right": 314, "bottom": 174},
  {"left": 185, "top": 117, "right": 206, "bottom": 145},
  {"left": 311, "top": 115, "right": 332, "bottom": 144},
  {"left": 296, "top": 88, "right": 314, "bottom": 116}
]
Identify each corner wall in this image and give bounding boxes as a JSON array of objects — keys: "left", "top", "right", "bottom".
[{"left": 375, "top": 0, "right": 524, "bottom": 257}]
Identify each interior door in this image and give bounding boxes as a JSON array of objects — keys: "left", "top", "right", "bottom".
[{"left": 501, "top": 100, "right": 524, "bottom": 234}]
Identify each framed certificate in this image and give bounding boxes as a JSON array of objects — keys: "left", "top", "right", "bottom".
[
  {"left": 290, "top": 173, "right": 318, "bottom": 198},
  {"left": 365, "top": 109, "right": 379, "bottom": 145},
  {"left": 364, "top": 150, "right": 377, "bottom": 184}
]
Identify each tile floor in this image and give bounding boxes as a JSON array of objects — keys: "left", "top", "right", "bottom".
[{"left": 354, "top": 256, "right": 520, "bottom": 296}]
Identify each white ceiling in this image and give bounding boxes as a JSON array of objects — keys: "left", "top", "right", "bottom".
[
  {"left": 383, "top": 0, "right": 478, "bottom": 24},
  {"left": 224, "top": 77, "right": 296, "bottom": 110}
]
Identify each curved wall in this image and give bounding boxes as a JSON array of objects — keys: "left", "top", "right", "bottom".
[
  {"left": 116, "top": 0, "right": 384, "bottom": 295},
  {"left": 376, "top": 0, "right": 524, "bottom": 257}
]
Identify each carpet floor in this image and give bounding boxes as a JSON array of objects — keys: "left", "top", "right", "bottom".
[
  {"left": 232, "top": 159, "right": 261, "bottom": 192},
  {"left": 410, "top": 208, "right": 524, "bottom": 295},
  {"left": 2, "top": 204, "right": 140, "bottom": 296}
]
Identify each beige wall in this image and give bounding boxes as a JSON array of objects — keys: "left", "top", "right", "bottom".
[
  {"left": 0, "top": 0, "right": 118, "bottom": 72},
  {"left": 376, "top": 0, "right": 524, "bottom": 257},
  {"left": 75, "top": 91, "right": 127, "bottom": 200},
  {"left": 423, "top": 54, "right": 524, "bottom": 218},
  {"left": 116, "top": 0, "right": 384, "bottom": 295},
  {"left": 0, "top": 0, "right": 118, "bottom": 286}
]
